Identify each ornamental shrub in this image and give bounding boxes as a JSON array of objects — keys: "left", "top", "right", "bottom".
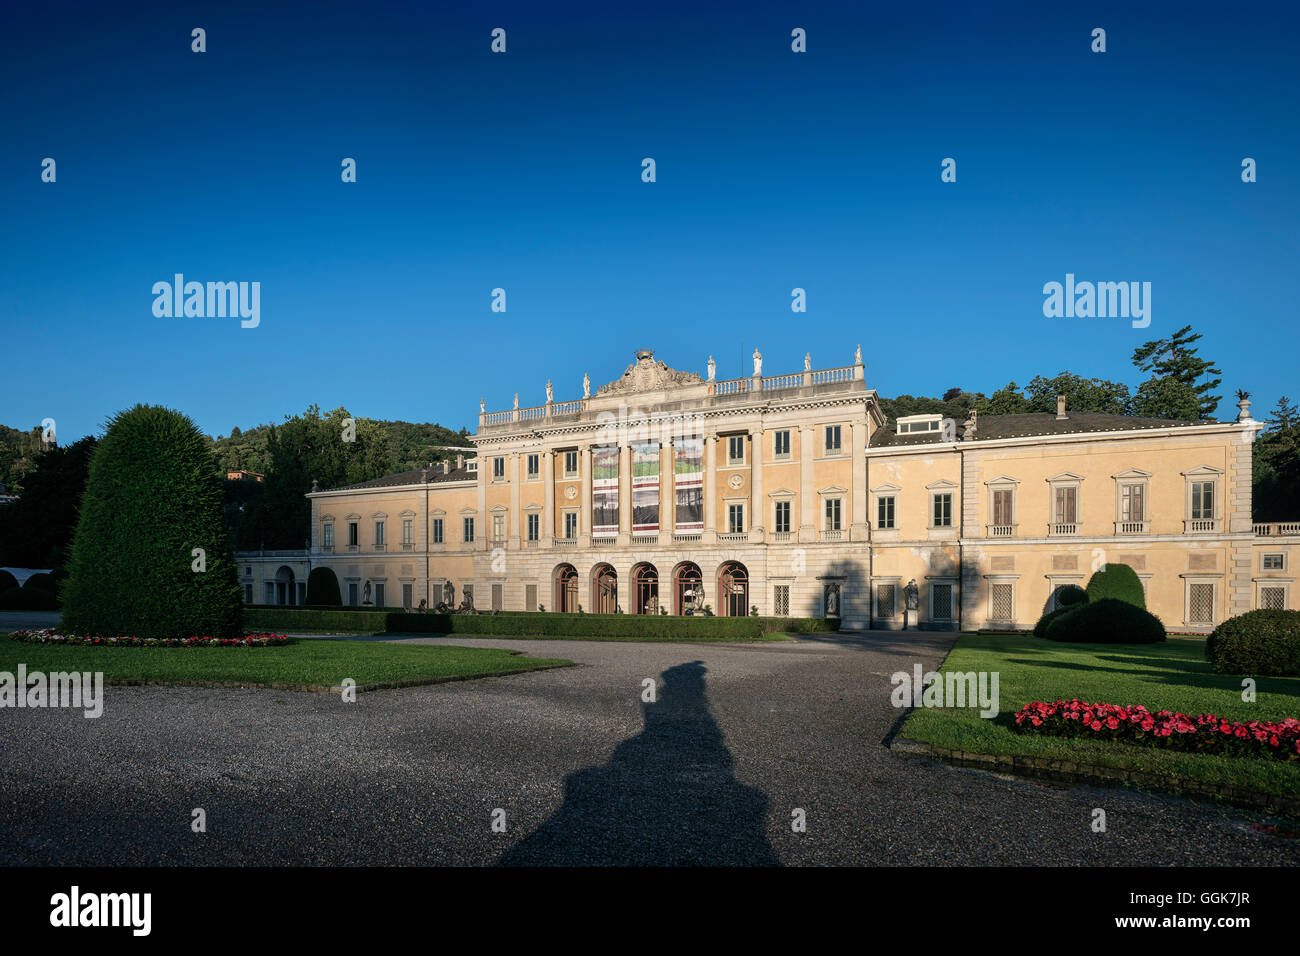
[
  {"left": 0, "top": 570, "right": 17, "bottom": 593},
  {"left": 1056, "top": 584, "right": 1088, "bottom": 607},
  {"left": 1206, "top": 609, "right": 1300, "bottom": 677},
  {"left": 0, "top": 586, "right": 58, "bottom": 610},
  {"left": 1085, "top": 563, "right": 1146, "bottom": 608},
  {"left": 1033, "top": 605, "right": 1073, "bottom": 639},
  {"left": 62, "top": 405, "right": 243, "bottom": 640},
  {"left": 23, "top": 572, "right": 57, "bottom": 595},
  {"left": 1044, "top": 598, "right": 1166, "bottom": 644},
  {"left": 305, "top": 566, "right": 343, "bottom": 606}
]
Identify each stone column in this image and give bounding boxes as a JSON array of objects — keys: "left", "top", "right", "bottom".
[
  {"left": 542, "top": 448, "right": 554, "bottom": 548},
  {"left": 508, "top": 452, "right": 521, "bottom": 549},
  {"left": 660, "top": 440, "right": 673, "bottom": 544},
  {"left": 798, "top": 425, "right": 816, "bottom": 542},
  {"left": 850, "top": 422, "right": 868, "bottom": 541},
  {"left": 749, "top": 426, "right": 764, "bottom": 541},
  {"left": 703, "top": 433, "right": 717, "bottom": 545},
  {"left": 476, "top": 455, "right": 488, "bottom": 552},
  {"left": 617, "top": 443, "right": 632, "bottom": 546},
  {"left": 579, "top": 444, "right": 592, "bottom": 548}
]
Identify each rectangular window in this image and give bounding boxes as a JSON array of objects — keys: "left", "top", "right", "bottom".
[
  {"left": 1260, "top": 586, "right": 1286, "bottom": 610},
  {"left": 1263, "top": 553, "right": 1284, "bottom": 570},
  {"left": 526, "top": 584, "right": 538, "bottom": 612},
  {"left": 463, "top": 517, "right": 475, "bottom": 543},
  {"left": 348, "top": 581, "right": 359, "bottom": 606},
  {"left": 564, "top": 512, "right": 578, "bottom": 538},
  {"left": 825, "top": 497, "right": 842, "bottom": 531},
  {"left": 932, "top": 493, "right": 953, "bottom": 528},
  {"left": 492, "top": 514, "right": 505, "bottom": 543},
  {"left": 1121, "top": 483, "right": 1144, "bottom": 522},
  {"left": 374, "top": 520, "right": 385, "bottom": 546},
  {"left": 432, "top": 518, "right": 443, "bottom": 544},
  {"left": 348, "top": 522, "right": 359, "bottom": 547},
  {"left": 564, "top": 450, "right": 578, "bottom": 476},
  {"left": 774, "top": 585, "right": 790, "bottom": 615},
  {"left": 527, "top": 453, "right": 540, "bottom": 478},
  {"left": 374, "top": 582, "right": 385, "bottom": 607},
  {"left": 463, "top": 584, "right": 474, "bottom": 607},
  {"left": 527, "top": 513, "right": 539, "bottom": 541},
  {"left": 728, "top": 435, "right": 745, "bottom": 464},
  {"left": 774, "top": 430, "right": 791, "bottom": 458},
  {"left": 728, "top": 503, "right": 745, "bottom": 534},
  {"left": 1054, "top": 486, "right": 1077, "bottom": 525},
  {"left": 492, "top": 583, "right": 503, "bottom": 612},
  {"left": 932, "top": 583, "right": 953, "bottom": 620},
  {"left": 1191, "top": 481, "right": 1215, "bottom": 520},
  {"left": 493, "top": 457, "right": 505, "bottom": 479},
  {"left": 402, "top": 583, "right": 413, "bottom": 609},
  {"left": 992, "top": 489, "right": 1013, "bottom": 527},
  {"left": 244, "top": 583, "right": 253, "bottom": 603},
  {"left": 825, "top": 425, "right": 842, "bottom": 454},
  {"left": 876, "top": 584, "right": 896, "bottom": 618},
  {"left": 774, "top": 500, "right": 791, "bottom": 534},
  {"left": 1189, "top": 582, "right": 1215, "bottom": 625},
  {"left": 990, "top": 583, "right": 1014, "bottom": 621},
  {"left": 877, "top": 496, "right": 896, "bottom": 529},
  {"left": 322, "top": 523, "right": 334, "bottom": 549},
  {"left": 401, "top": 518, "right": 413, "bottom": 546}
]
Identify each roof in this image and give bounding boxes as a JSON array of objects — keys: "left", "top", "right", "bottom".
[
  {"left": 870, "top": 412, "right": 1209, "bottom": 448},
  {"left": 320, "top": 464, "right": 475, "bottom": 493}
]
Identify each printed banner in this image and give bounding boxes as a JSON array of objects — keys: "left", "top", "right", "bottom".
[
  {"left": 632, "top": 443, "right": 660, "bottom": 533},
  {"left": 674, "top": 438, "right": 703, "bottom": 533},
  {"left": 592, "top": 445, "right": 619, "bottom": 537}
]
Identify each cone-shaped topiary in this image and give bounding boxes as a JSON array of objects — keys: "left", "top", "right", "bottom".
[
  {"left": 1085, "top": 562, "right": 1146, "bottom": 608},
  {"left": 305, "top": 566, "right": 342, "bottom": 606},
  {"left": 62, "top": 405, "right": 242, "bottom": 639}
]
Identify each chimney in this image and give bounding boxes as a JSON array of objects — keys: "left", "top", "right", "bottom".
[
  {"left": 1056, "top": 395, "right": 1068, "bottom": 420},
  {"left": 456, "top": 454, "right": 465, "bottom": 471}
]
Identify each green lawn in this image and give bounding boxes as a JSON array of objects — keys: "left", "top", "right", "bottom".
[
  {"left": 0, "top": 636, "right": 571, "bottom": 689},
  {"left": 901, "top": 633, "right": 1300, "bottom": 800}
]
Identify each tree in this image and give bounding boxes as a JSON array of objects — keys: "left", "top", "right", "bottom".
[
  {"left": 62, "top": 405, "right": 242, "bottom": 639},
  {"left": 977, "top": 382, "right": 1031, "bottom": 415},
  {"left": 1131, "top": 325, "right": 1221, "bottom": 419},
  {"left": 1131, "top": 376, "right": 1202, "bottom": 420},
  {"left": 1254, "top": 396, "right": 1300, "bottom": 521},
  {"left": 1023, "top": 372, "right": 1132, "bottom": 414},
  {"left": 0, "top": 436, "right": 97, "bottom": 572},
  {"left": 306, "top": 566, "right": 342, "bottom": 606}
]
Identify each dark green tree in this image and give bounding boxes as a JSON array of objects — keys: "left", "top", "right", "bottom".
[
  {"left": 0, "top": 435, "right": 98, "bottom": 572},
  {"left": 305, "top": 566, "right": 342, "bottom": 606},
  {"left": 1131, "top": 325, "right": 1221, "bottom": 419},
  {"left": 1131, "top": 376, "right": 1202, "bottom": 420},
  {"left": 62, "top": 405, "right": 242, "bottom": 639}
]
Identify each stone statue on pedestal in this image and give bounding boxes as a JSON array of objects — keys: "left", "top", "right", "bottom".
[
  {"left": 706, "top": 356, "right": 716, "bottom": 381},
  {"left": 753, "top": 348, "right": 762, "bottom": 377}
]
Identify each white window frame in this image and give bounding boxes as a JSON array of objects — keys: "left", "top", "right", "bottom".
[
  {"left": 824, "top": 424, "right": 843, "bottom": 455},
  {"left": 773, "top": 429, "right": 791, "bottom": 459},
  {"left": 1046, "top": 473, "right": 1084, "bottom": 534},
  {"left": 727, "top": 434, "right": 746, "bottom": 466}
]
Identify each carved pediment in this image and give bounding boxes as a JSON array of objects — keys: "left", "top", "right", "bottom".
[{"left": 596, "top": 349, "right": 702, "bottom": 396}]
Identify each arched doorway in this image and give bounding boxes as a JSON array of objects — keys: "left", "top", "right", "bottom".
[
  {"left": 554, "top": 564, "right": 578, "bottom": 613},
  {"left": 633, "top": 563, "right": 659, "bottom": 615},
  {"left": 592, "top": 564, "right": 618, "bottom": 614},
  {"left": 718, "top": 561, "right": 748, "bottom": 617},
  {"left": 275, "top": 565, "right": 296, "bottom": 606},
  {"left": 674, "top": 562, "right": 704, "bottom": 615}
]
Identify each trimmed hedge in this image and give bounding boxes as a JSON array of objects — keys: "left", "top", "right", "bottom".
[
  {"left": 1033, "top": 605, "right": 1074, "bottom": 639},
  {"left": 0, "top": 570, "right": 18, "bottom": 594},
  {"left": 1206, "top": 609, "right": 1300, "bottom": 677},
  {"left": 305, "top": 567, "right": 343, "bottom": 606},
  {"left": 0, "top": 586, "right": 59, "bottom": 611},
  {"left": 1086, "top": 563, "right": 1146, "bottom": 609},
  {"left": 1043, "top": 598, "right": 1166, "bottom": 644},
  {"left": 241, "top": 607, "right": 839, "bottom": 640},
  {"left": 62, "top": 405, "right": 243, "bottom": 640},
  {"left": 1056, "top": 584, "right": 1088, "bottom": 607}
]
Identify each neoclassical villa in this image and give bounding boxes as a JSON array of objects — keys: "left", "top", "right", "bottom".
[{"left": 236, "top": 348, "right": 1298, "bottom": 631}]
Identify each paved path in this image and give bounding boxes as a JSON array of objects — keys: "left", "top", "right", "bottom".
[{"left": 1, "top": 632, "right": 1296, "bottom": 865}]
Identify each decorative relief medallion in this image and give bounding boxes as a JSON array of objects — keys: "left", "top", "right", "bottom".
[
  {"left": 564, "top": 486, "right": 578, "bottom": 500},
  {"left": 728, "top": 474, "right": 744, "bottom": 489}
]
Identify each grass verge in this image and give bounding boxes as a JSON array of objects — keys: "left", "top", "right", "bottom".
[
  {"left": 900, "top": 633, "right": 1300, "bottom": 802},
  {"left": 0, "top": 635, "right": 571, "bottom": 690}
]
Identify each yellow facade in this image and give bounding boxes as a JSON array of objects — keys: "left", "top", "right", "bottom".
[{"left": 236, "top": 349, "right": 1295, "bottom": 632}]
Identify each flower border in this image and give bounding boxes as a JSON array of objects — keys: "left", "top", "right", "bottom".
[{"left": 8, "top": 628, "right": 289, "bottom": 648}]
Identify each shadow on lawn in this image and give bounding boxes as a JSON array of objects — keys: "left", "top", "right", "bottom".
[{"left": 497, "top": 660, "right": 780, "bottom": 866}]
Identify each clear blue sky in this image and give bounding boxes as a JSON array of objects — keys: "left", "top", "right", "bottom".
[{"left": 3, "top": 0, "right": 1297, "bottom": 442}]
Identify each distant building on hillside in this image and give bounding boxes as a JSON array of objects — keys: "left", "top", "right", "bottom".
[{"left": 226, "top": 470, "right": 264, "bottom": 482}]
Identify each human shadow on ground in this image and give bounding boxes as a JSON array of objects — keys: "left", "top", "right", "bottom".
[{"left": 497, "top": 660, "right": 780, "bottom": 866}]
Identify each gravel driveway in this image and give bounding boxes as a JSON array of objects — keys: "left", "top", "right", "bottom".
[{"left": 1, "top": 631, "right": 1296, "bottom": 866}]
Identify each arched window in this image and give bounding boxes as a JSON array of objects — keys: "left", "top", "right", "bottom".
[
  {"left": 633, "top": 564, "right": 659, "bottom": 615},
  {"left": 718, "top": 562, "right": 749, "bottom": 617}
]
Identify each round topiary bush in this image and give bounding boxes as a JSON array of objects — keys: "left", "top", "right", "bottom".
[
  {"left": 1044, "top": 598, "right": 1166, "bottom": 644},
  {"left": 1056, "top": 584, "right": 1088, "bottom": 607},
  {"left": 0, "top": 586, "right": 58, "bottom": 610},
  {"left": 1085, "top": 563, "right": 1146, "bottom": 609},
  {"left": 1033, "top": 605, "right": 1074, "bottom": 638},
  {"left": 0, "top": 569, "right": 18, "bottom": 594},
  {"left": 305, "top": 566, "right": 342, "bottom": 606},
  {"left": 62, "top": 405, "right": 243, "bottom": 640},
  {"left": 1206, "top": 609, "right": 1300, "bottom": 676},
  {"left": 23, "top": 572, "right": 57, "bottom": 595}
]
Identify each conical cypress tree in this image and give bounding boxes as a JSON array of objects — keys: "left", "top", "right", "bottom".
[{"left": 63, "top": 405, "right": 243, "bottom": 638}]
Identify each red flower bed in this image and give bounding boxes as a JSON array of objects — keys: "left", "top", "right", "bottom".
[
  {"left": 8, "top": 628, "right": 289, "bottom": 648},
  {"left": 1013, "top": 699, "right": 1300, "bottom": 761}
]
